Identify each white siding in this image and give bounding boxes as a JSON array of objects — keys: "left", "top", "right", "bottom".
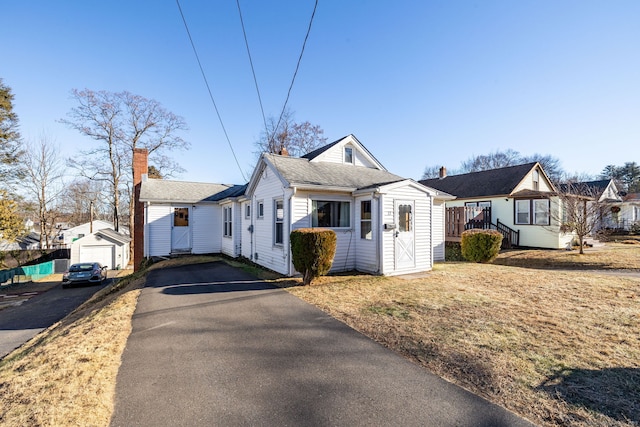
[
  {"left": 221, "top": 202, "right": 242, "bottom": 257},
  {"left": 249, "top": 166, "right": 289, "bottom": 274},
  {"left": 380, "top": 186, "right": 432, "bottom": 275},
  {"left": 354, "top": 195, "right": 378, "bottom": 273},
  {"left": 290, "top": 190, "right": 356, "bottom": 273},
  {"left": 513, "top": 165, "right": 554, "bottom": 193},
  {"left": 432, "top": 200, "right": 446, "bottom": 261},
  {"left": 192, "top": 204, "right": 220, "bottom": 254},
  {"left": 147, "top": 204, "right": 172, "bottom": 257},
  {"left": 240, "top": 201, "right": 253, "bottom": 259},
  {"left": 310, "top": 138, "right": 381, "bottom": 169},
  {"left": 71, "top": 233, "right": 130, "bottom": 269}
]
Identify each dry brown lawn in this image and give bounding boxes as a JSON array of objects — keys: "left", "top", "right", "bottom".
[
  {"left": 1, "top": 247, "right": 638, "bottom": 426},
  {"left": 285, "top": 244, "right": 640, "bottom": 426}
]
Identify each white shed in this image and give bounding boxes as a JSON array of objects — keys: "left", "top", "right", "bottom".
[{"left": 70, "top": 229, "right": 131, "bottom": 270}]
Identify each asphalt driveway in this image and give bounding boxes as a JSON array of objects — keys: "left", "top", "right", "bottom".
[
  {"left": 111, "top": 262, "right": 534, "bottom": 426},
  {"left": 0, "top": 279, "right": 110, "bottom": 358}
]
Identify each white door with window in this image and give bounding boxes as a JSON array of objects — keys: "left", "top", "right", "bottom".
[
  {"left": 394, "top": 200, "right": 415, "bottom": 270},
  {"left": 171, "top": 207, "right": 191, "bottom": 252}
]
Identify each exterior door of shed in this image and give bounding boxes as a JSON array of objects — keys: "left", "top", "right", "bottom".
[
  {"left": 394, "top": 200, "right": 415, "bottom": 270},
  {"left": 171, "top": 207, "right": 191, "bottom": 252}
]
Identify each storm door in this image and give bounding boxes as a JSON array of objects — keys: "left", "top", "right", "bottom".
[{"left": 394, "top": 200, "right": 415, "bottom": 270}]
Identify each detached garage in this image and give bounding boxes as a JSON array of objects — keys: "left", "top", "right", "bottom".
[{"left": 70, "top": 229, "right": 131, "bottom": 270}]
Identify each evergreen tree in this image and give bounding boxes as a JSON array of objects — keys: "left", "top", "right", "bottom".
[{"left": 0, "top": 79, "right": 24, "bottom": 188}]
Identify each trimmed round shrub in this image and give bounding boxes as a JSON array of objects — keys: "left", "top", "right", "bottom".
[
  {"left": 290, "top": 228, "right": 337, "bottom": 285},
  {"left": 460, "top": 229, "right": 503, "bottom": 263}
]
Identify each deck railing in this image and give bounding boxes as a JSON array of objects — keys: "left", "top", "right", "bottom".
[{"left": 445, "top": 206, "right": 519, "bottom": 248}]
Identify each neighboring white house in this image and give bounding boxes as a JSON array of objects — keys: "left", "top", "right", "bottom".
[
  {"left": 57, "top": 220, "right": 121, "bottom": 247},
  {"left": 69, "top": 229, "right": 131, "bottom": 270},
  {"left": 421, "top": 162, "right": 575, "bottom": 249},
  {"left": 137, "top": 135, "right": 452, "bottom": 276}
]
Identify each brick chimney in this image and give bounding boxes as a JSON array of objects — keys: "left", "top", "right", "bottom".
[
  {"left": 439, "top": 166, "right": 447, "bottom": 178},
  {"left": 133, "top": 148, "right": 148, "bottom": 271},
  {"left": 278, "top": 145, "right": 289, "bottom": 156}
]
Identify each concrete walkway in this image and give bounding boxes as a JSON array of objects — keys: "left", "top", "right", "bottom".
[{"left": 111, "top": 262, "right": 534, "bottom": 426}]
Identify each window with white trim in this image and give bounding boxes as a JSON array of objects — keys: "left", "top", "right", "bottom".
[
  {"left": 245, "top": 204, "right": 251, "bottom": 219},
  {"left": 257, "top": 200, "right": 264, "bottom": 219},
  {"left": 223, "top": 206, "right": 232, "bottom": 237},
  {"left": 312, "top": 200, "right": 350, "bottom": 228},
  {"left": 533, "top": 170, "right": 540, "bottom": 191},
  {"left": 344, "top": 147, "right": 353, "bottom": 164},
  {"left": 360, "top": 200, "right": 372, "bottom": 240},
  {"left": 515, "top": 199, "right": 550, "bottom": 225},
  {"left": 274, "top": 199, "right": 284, "bottom": 245}
]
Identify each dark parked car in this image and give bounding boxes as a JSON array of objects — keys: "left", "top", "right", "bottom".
[{"left": 62, "top": 262, "right": 108, "bottom": 288}]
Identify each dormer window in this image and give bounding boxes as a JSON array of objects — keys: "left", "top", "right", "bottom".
[{"left": 344, "top": 147, "right": 353, "bottom": 164}]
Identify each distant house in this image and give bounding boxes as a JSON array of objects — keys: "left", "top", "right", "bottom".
[
  {"left": 136, "top": 135, "right": 452, "bottom": 275},
  {"left": 421, "top": 162, "right": 575, "bottom": 249},
  {"left": 559, "top": 179, "right": 626, "bottom": 231},
  {"left": 69, "top": 228, "right": 131, "bottom": 270},
  {"left": 57, "top": 220, "right": 122, "bottom": 247},
  {"left": 0, "top": 232, "right": 41, "bottom": 251}
]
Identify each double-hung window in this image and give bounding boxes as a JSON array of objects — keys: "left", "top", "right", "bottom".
[
  {"left": 312, "top": 200, "right": 350, "bottom": 228},
  {"left": 274, "top": 200, "right": 284, "bottom": 245},
  {"left": 257, "top": 200, "right": 264, "bottom": 219},
  {"left": 344, "top": 147, "right": 353, "bottom": 164},
  {"left": 515, "top": 199, "right": 550, "bottom": 225},
  {"left": 223, "top": 206, "right": 233, "bottom": 237},
  {"left": 360, "top": 200, "right": 372, "bottom": 240}
]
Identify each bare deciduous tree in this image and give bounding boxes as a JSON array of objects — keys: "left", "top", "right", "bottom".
[
  {"left": 61, "top": 89, "right": 189, "bottom": 264},
  {"left": 552, "top": 182, "right": 604, "bottom": 254},
  {"left": 255, "top": 109, "right": 327, "bottom": 158},
  {"left": 23, "top": 134, "right": 66, "bottom": 249}
]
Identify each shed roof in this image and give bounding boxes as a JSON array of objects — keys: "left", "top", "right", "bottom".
[{"left": 420, "top": 162, "right": 539, "bottom": 198}]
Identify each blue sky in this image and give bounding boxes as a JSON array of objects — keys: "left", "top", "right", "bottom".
[{"left": 3, "top": 1, "right": 639, "bottom": 186}]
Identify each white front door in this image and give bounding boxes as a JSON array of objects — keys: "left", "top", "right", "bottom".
[
  {"left": 171, "top": 207, "right": 191, "bottom": 252},
  {"left": 394, "top": 200, "right": 415, "bottom": 270}
]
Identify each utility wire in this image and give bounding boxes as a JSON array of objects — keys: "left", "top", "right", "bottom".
[
  {"left": 236, "top": 0, "right": 267, "bottom": 133},
  {"left": 273, "top": 0, "right": 318, "bottom": 144},
  {"left": 176, "top": 0, "right": 248, "bottom": 182}
]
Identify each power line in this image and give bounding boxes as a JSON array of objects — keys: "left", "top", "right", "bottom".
[
  {"left": 175, "top": 0, "right": 248, "bottom": 182},
  {"left": 273, "top": 0, "right": 319, "bottom": 143},
  {"left": 236, "top": 0, "right": 267, "bottom": 133}
]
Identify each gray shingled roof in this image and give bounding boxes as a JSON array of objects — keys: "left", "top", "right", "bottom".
[
  {"left": 420, "top": 162, "right": 538, "bottom": 198},
  {"left": 96, "top": 228, "right": 131, "bottom": 244},
  {"left": 139, "top": 179, "right": 246, "bottom": 203},
  {"left": 265, "top": 154, "right": 404, "bottom": 189}
]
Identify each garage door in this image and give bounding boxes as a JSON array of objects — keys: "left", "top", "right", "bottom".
[{"left": 80, "top": 245, "right": 114, "bottom": 269}]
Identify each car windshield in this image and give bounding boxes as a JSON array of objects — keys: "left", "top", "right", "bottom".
[{"left": 69, "top": 264, "right": 95, "bottom": 272}]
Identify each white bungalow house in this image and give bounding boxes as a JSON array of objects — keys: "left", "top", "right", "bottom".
[
  {"left": 57, "top": 220, "right": 123, "bottom": 247},
  {"left": 136, "top": 135, "right": 452, "bottom": 276},
  {"left": 421, "top": 162, "right": 575, "bottom": 249}
]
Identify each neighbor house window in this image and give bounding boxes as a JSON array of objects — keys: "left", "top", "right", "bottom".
[
  {"left": 533, "top": 170, "right": 540, "bottom": 191},
  {"left": 515, "top": 199, "right": 550, "bottom": 225},
  {"left": 274, "top": 199, "right": 284, "bottom": 245},
  {"left": 312, "top": 200, "right": 350, "bottom": 228},
  {"left": 360, "top": 200, "right": 372, "bottom": 240},
  {"left": 223, "top": 206, "right": 232, "bottom": 237},
  {"left": 533, "top": 199, "right": 550, "bottom": 225},
  {"left": 257, "top": 200, "right": 264, "bottom": 219},
  {"left": 245, "top": 204, "right": 251, "bottom": 219},
  {"left": 344, "top": 147, "right": 353, "bottom": 164}
]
